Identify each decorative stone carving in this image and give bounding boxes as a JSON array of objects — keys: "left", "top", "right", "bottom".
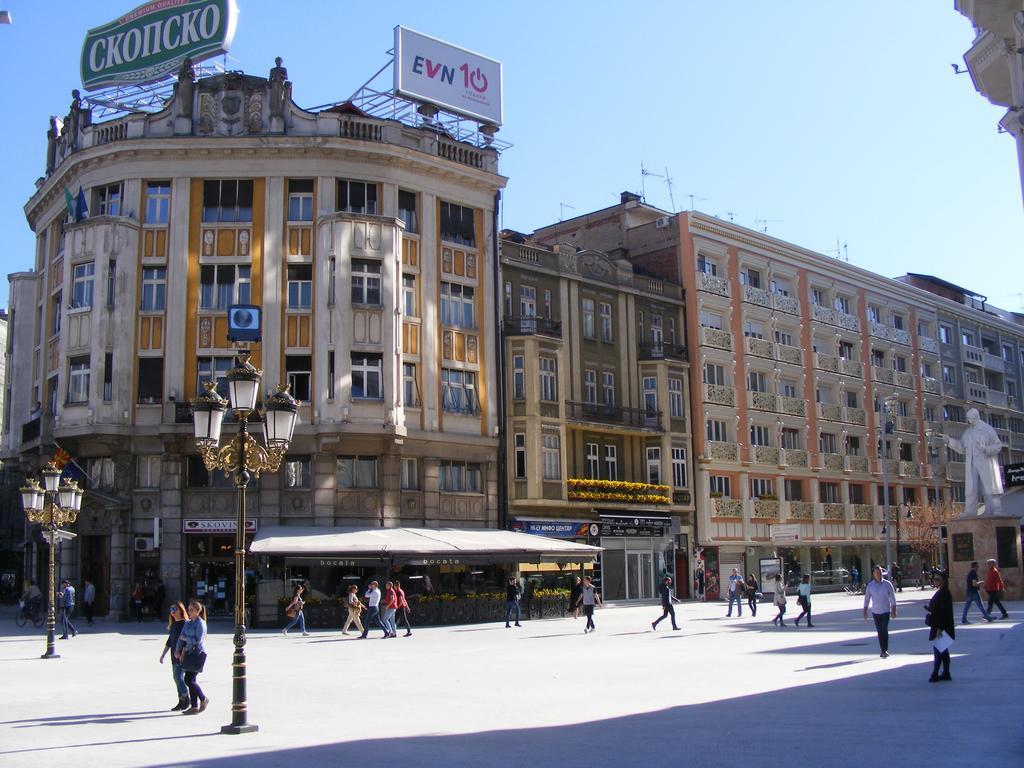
[
  {"left": 847, "top": 456, "right": 869, "bottom": 473},
  {"left": 822, "top": 453, "right": 845, "bottom": 471},
  {"left": 714, "top": 498, "right": 743, "bottom": 517},
  {"left": 853, "top": 504, "right": 875, "bottom": 521},
  {"left": 698, "top": 273, "right": 730, "bottom": 297},
  {"left": 815, "top": 353, "right": 839, "bottom": 373},
  {"left": 708, "top": 441, "right": 739, "bottom": 461},
  {"left": 702, "top": 328, "right": 733, "bottom": 351},
  {"left": 818, "top": 403, "right": 842, "bottom": 421},
  {"left": 753, "top": 446, "right": 780, "bottom": 465},
  {"left": 843, "top": 407, "right": 866, "bottom": 426},
  {"left": 776, "top": 345, "right": 802, "bottom": 366},
  {"left": 743, "top": 285, "right": 771, "bottom": 307},
  {"left": 780, "top": 396, "right": 806, "bottom": 417},
  {"left": 822, "top": 503, "right": 846, "bottom": 520},
  {"left": 789, "top": 501, "right": 814, "bottom": 519},
  {"left": 746, "top": 336, "right": 773, "bottom": 358},
  {"left": 705, "top": 384, "right": 735, "bottom": 406},
  {"left": 750, "top": 391, "right": 777, "bottom": 411},
  {"left": 783, "top": 449, "right": 808, "bottom": 467},
  {"left": 774, "top": 294, "right": 800, "bottom": 315},
  {"left": 753, "top": 500, "right": 780, "bottom": 518}
]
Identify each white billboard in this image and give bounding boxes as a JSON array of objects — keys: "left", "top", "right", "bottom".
[
  {"left": 771, "top": 524, "right": 802, "bottom": 544},
  {"left": 394, "top": 26, "right": 503, "bottom": 126}
]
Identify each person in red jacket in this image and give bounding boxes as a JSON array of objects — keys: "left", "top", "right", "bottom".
[
  {"left": 394, "top": 579, "right": 412, "bottom": 637},
  {"left": 380, "top": 581, "right": 398, "bottom": 638},
  {"left": 983, "top": 559, "right": 1009, "bottom": 620}
]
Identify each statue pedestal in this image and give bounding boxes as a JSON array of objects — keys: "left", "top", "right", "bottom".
[{"left": 946, "top": 514, "right": 1022, "bottom": 601}]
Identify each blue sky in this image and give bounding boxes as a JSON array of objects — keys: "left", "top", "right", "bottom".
[{"left": 0, "top": 1, "right": 1021, "bottom": 311}]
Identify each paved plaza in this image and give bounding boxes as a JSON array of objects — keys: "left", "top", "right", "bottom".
[{"left": 1, "top": 592, "right": 1021, "bottom": 768}]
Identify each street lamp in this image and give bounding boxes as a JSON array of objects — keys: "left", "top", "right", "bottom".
[
  {"left": 20, "top": 463, "right": 83, "bottom": 659},
  {"left": 190, "top": 351, "right": 298, "bottom": 735},
  {"left": 876, "top": 395, "right": 897, "bottom": 575},
  {"left": 895, "top": 501, "right": 912, "bottom": 592},
  {"left": 925, "top": 429, "right": 946, "bottom": 570}
]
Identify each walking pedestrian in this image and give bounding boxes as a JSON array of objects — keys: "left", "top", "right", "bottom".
[
  {"left": 505, "top": 576, "right": 522, "bottom": 628},
  {"left": 771, "top": 574, "right": 787, "bottom": 627},
  {"left": 131, "top": 582, "right": 144, "bottom": 622},
  {"left": 925, "top": 570, "right": 955, "bottom": 682},
  {"left": 696, "top": 566, "right": 706, "bottom": 601},
  {"left": 726, "top": 568, "right": 744, "bottom": 617},
  {"left": 794, "top": 574, "right": 814, "bottom": 627},
  {"left": 983, "top": 559, "right": 1009, "bottom": 620},
  {"left": 651, "top": 576, "right": 681, "bottom": 631},
  {"left": 359, "top": 580, "right": 388, "bottom": 638},
  {"left": 342, "top": 584, "right": 364, "bottom": 635},
  {"left": 58, "top": 579, "right": 78, "bottom": 639},
  {"left": 176, "top": 600, "right": 209, "bottom": 715},
  {"left": 394, "top": 579, "right": 412, "bottom": 637},
  {"left": 863, "top": 564, "right": 898, "bottom": 657},
  {"left": 160, "top": 602, "right": 189, "bottom": 711},
  {"left": 960, "top": 561, "right": 993, "bottom": 624},
  {"left": 381, "top": 581, "right": 398, "bottom": 638},
  {"left": 82, "top": 579, "right": 96, "bottom": 625},
  {"left": 745, "top": 573, "right": 760, "bottom": 617},
  {"left": 282, "top": 584, "right": 310, "bottom": 636},
  {"left": 569, "top": 576, "right": 582, "bottom": 619},
  {"left": 578, "top": 575, "right": 601, "bottom": 633}
]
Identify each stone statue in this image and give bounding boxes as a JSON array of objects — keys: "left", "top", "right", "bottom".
[
  {"left": 176, "top": 57, "right": 196, "bottom": 119},
  {"left": 942, "top": 407, "right": 1005, "bottom": 516},
  {"left": 65, "top": 90, "right": 84, "bottom": 149},
  {"left": 269, "top": 56, "right": 289, "bottom": 119}
]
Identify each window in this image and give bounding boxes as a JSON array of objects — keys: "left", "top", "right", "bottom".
[
  {"left": 103, "top": 352, "right": 113, "bottom": 401},
  {"left": 140, "top": 267, "right": 166, "bottom": 311},
  {"left": 197, "top": 356, "right": 234, "bottom": 399},
  {"left": 95, "top": 182, "right": 122, "bottom": 216},
  {"left": 328, "top": 351, "right": 336, "bottom": 400},
  {"left": 286, "top": 354, "right": 312, "bottom": 401},
  {"left": 68, "top": 356, "right": 90, "bottom": 403},
  {"left": 848, "top": 484, "right": 864, "bottom": 504},
  {"left": 703, "top": 363, "right": 726, "bottom": 386},
  {"left": 351, "top": 354, "right": 382, "bottom": 399},
  {"left": 398, "top": 189, "right": 418, "bottom": 233},
  {"left": 145, "top": 181, "right": 170, "bottom": 224},
  {"left": 748, "top": 371, "right": 768, "bottom": 393},
  {"left": 512, "top": 355, "right": 525, "bottom": 400},
  {"left": 784, "top": 479, "right": 803, "bottom": 501},
  {"left": 543, "top": 290, "right": 552, "bottom": 318},
  {"left": 750, "top": 478, "right": 774, "bottom": 498},
  {"left": 780, "top": 379, "right": 798, "bottom": 398},
  {"left": 442, "top": 369, "right": 477, "bottom": 414},
  {"left": 740, "top": 268, "right": 761, "bottom": 288},
  {"left": 106, "top": 260, "right": 116, "bottom": 307},
  {"left": 581, "top": 298, "right": 595, "bottom": 339},
  {"left": 646, "top": 447, "right": 661, "bottom": 485},
  {"left": 892, "top": 313, "right": 904, "bottom": 331},
  {"left": 709, "top": 475, "right": 731, "bottom": 497},
  {"left": 351, "top": 260, "right": 381, "bottom": 305},
  {"left": 439, "top": 201, "right": 475, "bottom": 246},
  {"left": 921, "top": 362, "right": 933, "bottom": 379},
  {"left": 403, "top": 275, "right": 417, "bottom": 317},
  {"left": 744, "top": 320, "right": 764, "bottom": 339},
  {"left": 942, "top": 365, "right": 956, "bottom": 384},
  {"left": 202, "top": 179, "right": 254, "bottom": 222},
  {"left": 902, "top": 487, "right": 917, "bottom": 505},
  {"left": 650, "top": 315, "right": 663, "bottom": 343},
  {"left": 137, "top": 455, "right": 161, "bottom": 488},
  {"left": 72, "top": 262, "right": 95, "bottom": 309},
  {"left": 870, "top": 349, "right": 885, "bottom": 368},
  {"left": 403, "top": 363, "right": 419, "bottom": 407},
  {"left": 199, "top": 264, "right": 250, "bottom": 309},
  {"left": 401, "top": 458, "right": 419, "bottom": 490},
  {"left": 696, "top": 255, "right": 717, "bottom": 275},
  {"left": 835, "top": 295, "right": 850, "bottom": 314},
  {"left": 337, "top": 456, "right": 377, "bottom": 488},
  {"left": 336, "top": 179, "right": 378, "bottom": 214},
  {"left": 283, "top": 456, "right": 311, "bottom": 488},
  {"left": 819, "top": 482, "right": 840, "bottom": 503},
  {"left": 939, "top": 324, "right": 952, "bottom": 344},
  {"left": 699, "top": 310, "right": 722, "bottom": 329},
  {"left": 519, "top": 285, "right": 536, "bottom": 318},
  {"left": 285, "top": 179, "right": 313, "bottom": 222},
  {"left": 781, "top": 428, "right": 801, "bottom": 449},
  {"left": 819, "top": 432, "right": 838, "bottom": 454},
  {"left": 600, "top": 302, "right": 613, "bottom": 341},
  {"left": 539, "top": 358, "right": 558, "bottom": 402},
  {"left": 51, "top": 291, "right": 62, "bottom": 334},
  {"left": 602, "top": 372, "right": 615, "bottom": 406},
  {"left": 839, "top": 341, "right": 854, "bottom": 360},
  {"left": 811, "top": 288, "right": 824, "bottom": 306},
  {"left": 328, "top": 257, "right": 337, "bottom": 306},
  {"left": 671, "top": 447, "right": 687, "bottom": 488},
  {"left": 900, "top": 442, "right": 914, "bottom": 462},
  {"left": 585, "top": 443, "right": 599, "bottom": 479},
  {"left": 643, "top": 376, "right": 658, "bottom": 413},
  {"left": 287, "top": 265, "right": 313, "bottom": 309},
  {"left": 514, "top": 434, "right": 527, "bottom": 479},
  {"left": 668, "top": 378, "right": 684, "bottom": 418},
  {"left": 186, "top": 455, "right": 234, "bottom": 488},
  {"left": 845, "top": 435, "right": 861, "bottom": 456},
  {"left": 962, "top": 330, "right": 975, "bottom": 347},
  {"left": 750, "top": 425, "right": 771, "bottom": 446},
  {"left": 845, "top": 390, "right": 858, "bottom": 408},
  {"left": 504, "top": 281, "right": 513, "bottom": 317},
  {"left": 137, "top": 358, "right": 163, "bottom": 403},
  {"left": 584, "top": 370, "right": 597, "bottom": 404},
  {"left": 603, "top": 445, "right": 618, "bottom": 481},
  {"left": 770, "top": 277, "right": 790, "bottom": 296},
  {"left": 440, "top": 282, "right": 475, "bottom": 328},
  {"left": 542, "top": 434, "right": 561, "bottom": 480},
  {"left": 924, "top": 406, "right": 935, "bottom": 422},
  {"left": 439, "top": 461, "right": 482, "bottom": 492},
  {"left": 867, "top": 305, "right": 880, "bottom": 323},
  {"left": 893, "top": 355, "right": 907, "bottom": 373},
  {"left": 1002, "top": 344, "right": 1013, "bottom": 362},
  {"left": 706, "top": 419, "right": 729, "bottom": 442}
]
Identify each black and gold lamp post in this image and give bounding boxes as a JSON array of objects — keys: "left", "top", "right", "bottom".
[
  {"left": 20, "top": 463, "right": 83, "bottom": 659},
  {"left": 190, "top": 351, "right": 298, "bottom": 735}
]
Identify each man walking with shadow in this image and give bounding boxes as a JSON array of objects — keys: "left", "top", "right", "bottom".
[
  {"left": 59, "top": 579, "right": 78, "bottom": 639},
  {"left": 651, "top": 576, "right": 681, "bottom": 631},
  {"left": 863, "top": 565, "right": 897, "bottom": 657}
]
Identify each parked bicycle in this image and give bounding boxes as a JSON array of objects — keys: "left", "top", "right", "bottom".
[{"left": 16, "top": 596, "right": 45, "bottom": 628}]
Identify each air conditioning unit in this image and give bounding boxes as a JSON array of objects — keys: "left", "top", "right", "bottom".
[
  {"left": 134, "top": 536, "right": 155, "bottom": 552},
  {"left": 655, "top": 217, "right": 671, "bottom": 229}
]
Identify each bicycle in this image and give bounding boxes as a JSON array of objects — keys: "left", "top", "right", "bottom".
[{"left": 16, "top": 596, "right": 45, "bottom": 628}]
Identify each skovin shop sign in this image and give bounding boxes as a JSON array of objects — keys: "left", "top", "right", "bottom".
[{"left": 81, "top": 0, "right": 238, "bottom": 91}]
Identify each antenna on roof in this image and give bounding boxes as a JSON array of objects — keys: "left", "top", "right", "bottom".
[
  {"left": 641, "top": 162, "right": 655, "bottom": 203},
  {"left": 827, "top": 238, "right": 849, "bottom": 262},
  {"left": 559, "top": 203, "right": 576, "bottom": 222},
  {"left": 754, "top": 217, "right": 782, "bottom": 233},
  {"left": 685, "top": 191, "right": 707, "bottom": 212},
  {"left": 725, "top": 211, "right": 736, "bottom": 223}
]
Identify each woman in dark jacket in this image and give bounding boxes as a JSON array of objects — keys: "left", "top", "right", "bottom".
[
  {"left": 744, "top": 574, "right": 759, "bottom": 617},
  {"left": 159, "top": 601, "right": 189, "bottom": 710},
  {"left": 925, "top": 570, "right": 955, "bottom": 682}
]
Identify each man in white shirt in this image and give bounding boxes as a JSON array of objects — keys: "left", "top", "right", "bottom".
[
  {"left": 358, "top": 581, "right": 387, "bottom": 638},
  {"left": 863, "top": 565, "right": 898, "bottom": 657},
  {"left": 726, "top": 568, "right": 744, "bottom": 617}
]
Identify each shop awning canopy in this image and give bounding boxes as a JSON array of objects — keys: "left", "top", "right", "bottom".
[{"left": 250, "top": 526, "right": 602, "bottom": 564}]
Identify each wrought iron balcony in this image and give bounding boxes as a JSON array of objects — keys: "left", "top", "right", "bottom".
[
  {"left": 638, "top": 342, "right": 688, "bottom": 361},
  {"left": 503, "top": 316, "right": 562, "bottom": 338},
  {"left": 565, "top": 400, "right": 662, "bottom": 430}
]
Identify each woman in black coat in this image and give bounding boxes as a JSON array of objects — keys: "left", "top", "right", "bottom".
[{"left": 925, "top": 570, "right": 955, "bottom": 682}]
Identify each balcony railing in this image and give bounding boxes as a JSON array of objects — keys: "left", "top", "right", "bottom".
[
  {"left": 638, "top": 342, "right": 688, "bottom": 361},
  {"left": 21, "top": 416, "right": 42, "bottom": 444},
  {"left": 776, "top": 344, "right": 803, "bottom": 366},
  {"left": 707, "top": 441, "right": 740, "bottom": 462},
  {"left": 565, "top": 400, "right": 661, "bottom": 430},
  {"left": 703, "top": 383, "right": 736, "bottom": 407},
  {"left": 697, "top": 272, "right": 731, "bottom": 297},
  {"left": 700, "top": 326, "right": 733, "bottom": 351},
  {"left": 566, "top": 478, "right": 670, "bottom": 505},
  {"left": 503, "top": 316, "right": 562, "bottom": 338},
  {"left": 781, "top": 448, "right": 808, "bottom": 467},
  {"left": 922, "top": 376, "right": 941, "bottom": 395}
]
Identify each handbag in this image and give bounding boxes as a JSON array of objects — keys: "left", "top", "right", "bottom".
[
  {"left": 285, "top": 604, "right": 298, "bottom": 619},
  {"left": 181, "top": 649, "right": 207, "bottom": 673},
  {"left": 774, "top": 591, "right": 786, "bottom": 607}
]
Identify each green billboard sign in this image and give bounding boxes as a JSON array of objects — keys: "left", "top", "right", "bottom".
[{"left": 80, "top": 0, "right": 238, "bottom": 92}]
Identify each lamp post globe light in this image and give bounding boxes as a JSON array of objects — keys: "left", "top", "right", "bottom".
[
  {"left": 190, "top": 350, "right": 298, "bottom": 735},
  {"left": 20, "top": 463, "right": 83, "bottom": 659}
]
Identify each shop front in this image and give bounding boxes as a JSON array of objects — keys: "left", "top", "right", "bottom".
[
  {"left": 183, "top": 518, "right": 257, "bottom": 619},
  {"left": 594, "top": 514, "right": 674, "bottom": 602}
]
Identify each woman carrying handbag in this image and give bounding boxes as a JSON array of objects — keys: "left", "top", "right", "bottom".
[
  {"left": 771, "top": 574, "right": 787, "bottom": 627},
  {"left": 342, "top": 584, "right": 365, "bottom": 636},
  {"left": 282, "top": 584, "right": 310, "bottom": 636},
  {"left": 925, "top": 570, "right": 955, "bottom": 682},
  {"left": 175, "top": 600, "right": 209, "bottom": 715}
]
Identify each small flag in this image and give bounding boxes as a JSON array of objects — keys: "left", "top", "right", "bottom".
[
  {"left": 75, "top": 187, "right": 88, "bottom": 222},
  {"left": 64, "top": 188, "right": 75, "bottom": 220},
  {"left": 52, "top": 446, "right": 71, "bottom": 470}
]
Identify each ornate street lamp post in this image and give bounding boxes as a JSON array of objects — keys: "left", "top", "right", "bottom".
[
  {"left": 190, "top": 352, "right": 298, "bottom": 735},
  {"left": 876, "top": 395, "right": 897, "bottom": 574},
  {"left": 20, "top": 463, "right": 83, "bottom": 659},
  {"left": 925, "top": 428, "right": 946, "bottom": 570}
]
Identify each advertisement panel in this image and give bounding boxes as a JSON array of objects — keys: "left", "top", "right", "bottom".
[
  {"left": 182, "top": 518, "right": 257, "bottom": 534},
  {"left": 512, "top": 519, "right": 591, "bottom": 539},
  {"left": 81, "top": 0, "right": 239, "bottom": 91},
  {"left": 394, "top": 26, "right": 503, "bottom": 126},
  {"left": 771, "top": 523, "right": 802, "bottom": 544}
]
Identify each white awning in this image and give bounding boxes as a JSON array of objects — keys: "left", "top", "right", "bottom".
[{"left": 250, "top": 525, "right": 602, "bottom": 564}]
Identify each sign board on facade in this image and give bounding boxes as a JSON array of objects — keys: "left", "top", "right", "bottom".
[
  {"left": 394, "top": 26, "right": 503, "bottom": 126},
  {"left": 771, "top": 524, "right": 802, "bottom": 544},
  {"left": 1005, "top": 462, "right": 1024, "bottom": 488},
  {"left": 81, "top": 0, "right": 239, "bottom": 91},
  {"left": 512, "top": 520, "right": 591, "bottom": 539},
  {"left": 951, "top": 532, "right": 974, "bottom": 562},
  {"left": 182, "top": 518, "right": 257, "bottom": 534},
  {"left": 596, "top": 515, "right": 669, "bottom": 538}
]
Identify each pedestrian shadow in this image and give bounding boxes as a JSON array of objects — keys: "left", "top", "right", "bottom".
[
  {"left": 0, "top": 732, "right": 220, "bottom": 756},
  {"left": 520, "top": 632, "right": 590, "bottom": 639},
  {"left": 2, "top": 710, "right": 167, "bottom": 725}
]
